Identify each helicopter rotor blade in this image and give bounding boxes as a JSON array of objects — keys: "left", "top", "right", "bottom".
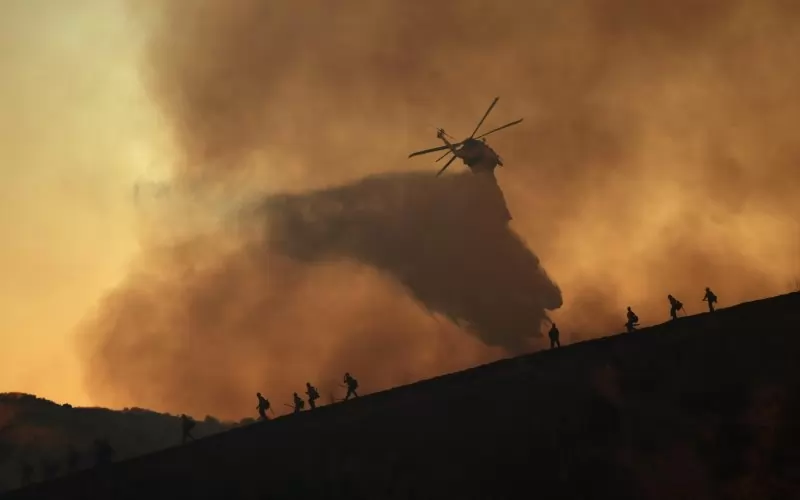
[
  {"left": 435, "top": 155, "right": 458, "bottom": 177},
  {"left": 469, "top": 97, "right": 499, "bottom": 139},
  {"left": 474, "top": 118, "right": 523, "bottom": 140},
  {"left": 435, "top": 140, "right": 463, "bottom": 162},
  {"left": 435, "top": 149, "right": 453, "bottom": 162},
  {"left": 408, "top": 145, "right": 451, "bottom": 158}
]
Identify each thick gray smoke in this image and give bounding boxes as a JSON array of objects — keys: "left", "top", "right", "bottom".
[
  {"left": 81, "top": 170, "right": 558, "bottom": 419},
  {"left": 261, "top": 171, "right": 563, "bottom": 352},
  {"left": 79, "top": 0, "right": 800, "bottom": 419}
]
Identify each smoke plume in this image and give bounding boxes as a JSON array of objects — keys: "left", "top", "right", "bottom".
[
  {"left": 80, "top": 0, "right": 800, "bottom": 419},
  {"left": 261, "top": 171, "right": 563, "bottom": 351}
]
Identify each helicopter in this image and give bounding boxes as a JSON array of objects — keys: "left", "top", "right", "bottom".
[{"left": 408, "top": 97, "right": 523, "bottom": 177}]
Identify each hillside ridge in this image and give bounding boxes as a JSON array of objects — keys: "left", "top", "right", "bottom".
[{"left": 3, "top": 291, "right": 799, "bottom": 499}]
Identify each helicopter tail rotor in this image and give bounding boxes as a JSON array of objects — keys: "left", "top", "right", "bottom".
[
  {"left": 436, "top": 128, "right": 457, "bottom": 140},
  {"left": 435, "top": 128, "right": 457, "bottom": 162}
]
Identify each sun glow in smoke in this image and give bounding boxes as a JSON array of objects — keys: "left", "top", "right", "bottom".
[{"left": 0, "top": 0, "right": 178, "bottom": 406}]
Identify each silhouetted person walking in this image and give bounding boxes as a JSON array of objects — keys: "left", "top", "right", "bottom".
[
  {"left": 180, "top": 414, "right": 196, "bottom": 444},
  {"left": 292, "top": 392, "right": 305, "bottom": 413},
  {"left": 548, "top": 323, "right": 561, "bottom": 349},
  {"left": 625, "top": 307, "right": 639, "bottom": 333},
  {"left": 256, "top": 392, "right": 271, "bottom": 420},
  {"left": 343, "top": 372, "right": 359, "bottom": 400},
  {"left": 306, "top": 382, "right": 320, "bottom": 409},
  {"left": 667, "top": 294, "right": 683, "bottom": 320},
  {"left": 702, "top": 287, "right": 717, "bottom": 312}
]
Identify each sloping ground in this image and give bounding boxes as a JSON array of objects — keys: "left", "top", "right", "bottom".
[
  {"left": 0, "top": 396, "right": 233, "bottom": 492},
  {"left": 3, "top": 292, "right": 800, "bottom": 500}
]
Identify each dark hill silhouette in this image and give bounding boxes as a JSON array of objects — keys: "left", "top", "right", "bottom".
[
  {"left": 0, "top": 396, "right": 234, "bottom": 492},
  {"left": 4, "top": 292, "right": 800, "bottom": 499}
]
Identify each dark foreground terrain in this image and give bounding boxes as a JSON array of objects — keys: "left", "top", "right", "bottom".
[
  {"left": 3, "top": 292, "right": 800, "bottom": 499},
  {"left": 0, "top": 395, "right": 234, "bottom": 491}
]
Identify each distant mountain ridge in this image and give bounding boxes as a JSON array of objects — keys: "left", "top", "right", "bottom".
[{"left": 0, "top": 393, "right": 236, "bottom": 492}]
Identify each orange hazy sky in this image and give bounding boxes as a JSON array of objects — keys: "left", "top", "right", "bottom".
[{"left": 0, "top": 0, "right": 172, "bottom": 405}]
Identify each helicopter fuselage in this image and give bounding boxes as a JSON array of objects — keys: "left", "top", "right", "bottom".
[
  {"left": 443, "top": 137, "right": 503, "bottom": 174},
  {"left": 408, "top": 97, "right": 521, "bottom": 177}
]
